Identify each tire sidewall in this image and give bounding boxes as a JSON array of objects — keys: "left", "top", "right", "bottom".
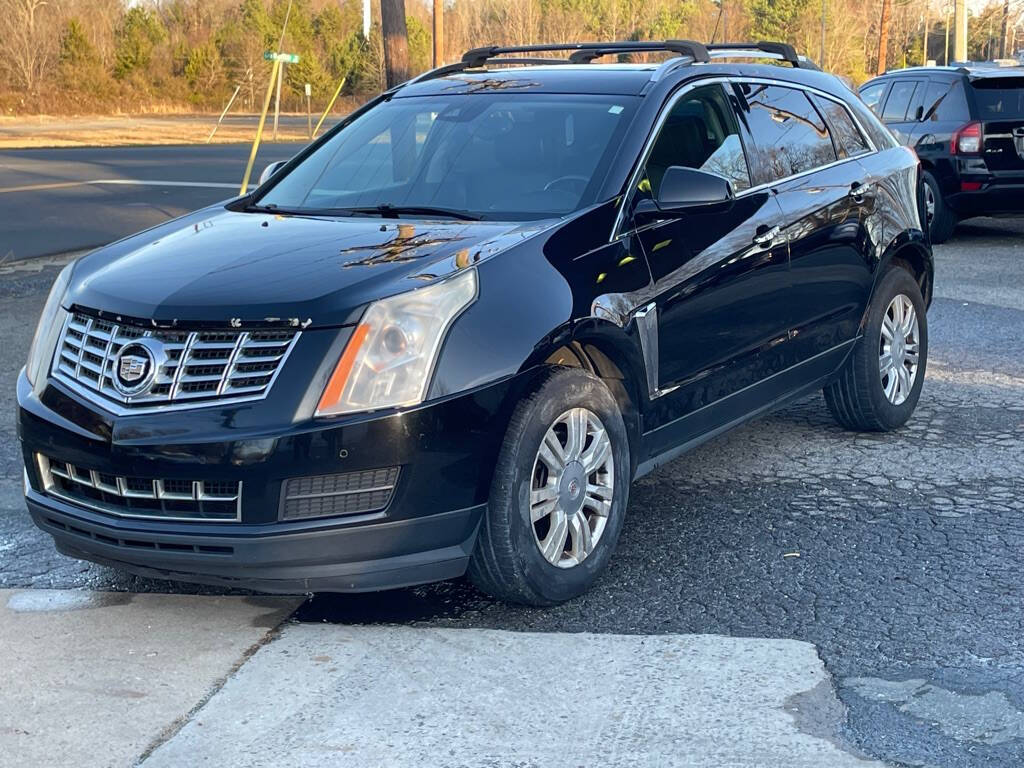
[
  {"left": 922, "top": 171, "right": 953, "bottom": 243},
  {"left": 502, "top": 369, "right": 630, "bottom": 603},
  {"left": 863, "top": 267, "right": 928, "bottom": 429}
]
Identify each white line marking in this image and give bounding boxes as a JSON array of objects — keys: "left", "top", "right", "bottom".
[{"left": 0, "top": 179, "right": 238, "bottom": 195}]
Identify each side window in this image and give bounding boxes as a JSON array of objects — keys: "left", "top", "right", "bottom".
[
  {"left": 735, "top": 83, "right": 837, "bottom": 183},
  {"left": 932, "top": 80, "right": 970, "bottom": 122},
  {"left": 640, "top": 83, "right": 751, "bottom": 200},
  {"left": 859, "top": 82, "right": 888, "bottom": 116},
  {"left": 811, "top": 94, "right": 871, "bottom": 157},
  {"left": 881, "top": 80, "right": 919, "bottom": 122},
  {"left": 920, "top": 81, "right": 949, "bottom": 120}
]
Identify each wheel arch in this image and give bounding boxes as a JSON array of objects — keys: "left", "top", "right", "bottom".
[{"left": 874, "top": 232, "right": 934, "bottom": 311}]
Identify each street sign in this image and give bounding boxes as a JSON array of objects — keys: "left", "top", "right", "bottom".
[
  {"left": 304, "top": 83, "right": 311, "bottom": 97},
  {"left": 263, "top": 52, "right": 300, "bottom": 64}
]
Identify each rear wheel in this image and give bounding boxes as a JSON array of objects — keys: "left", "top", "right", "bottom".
[
  {"left": 824, "top": 265, "right": 928, "bottom": 432},
  {"left": 468, "top": 367, "right": 630, "bottom": 606},
  {"left": 923, "top": 171, "right": 956, "bottom": 244}
]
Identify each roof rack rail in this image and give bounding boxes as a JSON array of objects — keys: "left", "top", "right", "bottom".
[
  {"left": 706, "top": 41, "right": 802, "bottom": 67},
  {"left": 406, "top": 39, "right": 804, "bottom": 87},
  {"left": 460, "top": 40, "right": 710, "bottom": 68}
]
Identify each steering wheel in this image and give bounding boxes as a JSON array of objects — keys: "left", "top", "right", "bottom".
[{"left": 543, "top": 175, "right": 589, "bottom": 195}]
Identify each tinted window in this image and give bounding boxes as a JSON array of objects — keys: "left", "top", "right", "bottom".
[
  {"left": 736, "top": 84, "right": 837, "bottom": 182},
  {"left": 258, "top": 93, "right": 638, "bottom": 221},
  {"left": 641, "top": 84, "right": 751, "bottom": 197},
  {"left": 811, "top": 95, "right": 871, "bottom": 157},
  {"left": 932, "top": 79, "right": 970, "bottom": 121},
  {"left": 920, "top": 81, "right": 950, "bottom": 120},
  {"left": 971, "top": 77, "right": 1024, "bottom": 119},
  {"left": 860, "top": 82, "right": 888, "bottom": 115},
  {"left": 882, "top": 80, "right": 919, "bottom": 121}
]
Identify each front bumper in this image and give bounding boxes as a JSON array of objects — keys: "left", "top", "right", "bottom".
[{"left": 17, "top": 369, "right": 517, "bottom": 593}]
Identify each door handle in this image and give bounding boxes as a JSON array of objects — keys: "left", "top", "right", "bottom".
[
  {"left": 752, "top": 225, "right": 780, "bottom": 247},
  {"left": 849, "top": 181, "right": 870, "bottom": 202}
]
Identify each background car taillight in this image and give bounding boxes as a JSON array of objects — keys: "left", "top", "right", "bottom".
[{"left": 951, "top": 121, "right": 982, "bottom": 154}]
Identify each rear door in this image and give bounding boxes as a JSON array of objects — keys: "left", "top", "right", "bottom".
[
  {"left": 735, "top": 81, "right": 874, "bottom": 365},
  {"left": 881, "top": 78, "right": 926, "bottom": 142}
]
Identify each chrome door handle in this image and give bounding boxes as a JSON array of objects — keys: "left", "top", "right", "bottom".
[
  {"left": 849, "top": 181, "right": 871, "bottom": 202},
  {"left": 752, "top": 225, "right": 780, "bottom": 247}
]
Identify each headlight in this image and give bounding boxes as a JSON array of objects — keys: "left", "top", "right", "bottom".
[
  {"left": 25, "top": 263, "right": 73, "bottom": 386},
  {"left": 316, "top": 269, "right": 478, "bottom": 417}
]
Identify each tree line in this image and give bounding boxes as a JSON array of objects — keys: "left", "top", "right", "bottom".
[{"left": 1, "top": 0, "right": 1021, "bottom": 116}]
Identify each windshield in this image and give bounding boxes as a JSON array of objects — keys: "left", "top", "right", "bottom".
[
  {"left": 256, "top": 93, "right": 638, "bottom": 221},
  {"left": 971, "top": 77, "right": 1024, "bottom": 119}
]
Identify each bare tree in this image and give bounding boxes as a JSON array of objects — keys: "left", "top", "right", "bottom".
[
  {"left": 381, "top": 0, "right": 409, "bottom": 88},
  {"left": 0, "top": 0, "right": 59, "bottom": 93}
]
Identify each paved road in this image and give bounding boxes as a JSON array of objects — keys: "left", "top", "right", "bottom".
[
  {"left": 2, "top": 218, "right": 1023, "bottom": 767},
  {"left": 0, "top": 143, "right": 303, "bottom": 259}
]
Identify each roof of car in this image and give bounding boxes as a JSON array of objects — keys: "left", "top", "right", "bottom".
[
  {"left": 872, "top": 64, "right": 1024, "bottom": 82},
  {"left": 397, "top": 60, "right": 851, "bottom": 100}
]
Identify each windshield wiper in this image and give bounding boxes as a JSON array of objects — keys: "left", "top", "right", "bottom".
[{"left": 344, "top": 204, "right": 482, "bottom": 221}]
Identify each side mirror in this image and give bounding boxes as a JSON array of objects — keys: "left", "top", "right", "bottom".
[
  {"left": 258, "top": 160, "right": 288, "bottom": 187},
  {"left": 634, "top": 166, "right": 734, "bottom": 222}
]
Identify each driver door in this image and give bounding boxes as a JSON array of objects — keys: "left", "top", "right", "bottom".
[{"left": 627, "top": 82, "right": 791, "bottom": 449}]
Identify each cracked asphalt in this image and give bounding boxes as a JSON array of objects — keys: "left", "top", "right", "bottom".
[{"left": 2, "top": 218, "right": 1023, "bottom": 767}]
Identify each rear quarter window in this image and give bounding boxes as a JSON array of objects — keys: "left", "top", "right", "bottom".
[
  {"left": 811, "top": 94, "right": 871, "bottom": 157},
  {"left": 931, "top": 80, "right": 970, "bottom": 122}
]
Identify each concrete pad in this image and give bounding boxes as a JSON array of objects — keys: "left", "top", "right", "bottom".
[
  {"left": 0, "top": 589, "right": 301, "bottom": 768},
  {"left": 143, "top": 625, "right": 883, "bottom": 767}
]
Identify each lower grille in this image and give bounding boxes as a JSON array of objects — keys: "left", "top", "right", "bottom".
[
  {"left": 41, "top": 516, "right": 234, "bottom": 556},
  {"left": 280, "top": 467, "right": 399, "bottom": 521},
  {"left": 37, "top": 454, "right": 241, "bottom": 522}
]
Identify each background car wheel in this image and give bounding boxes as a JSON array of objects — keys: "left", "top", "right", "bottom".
[
  {"left": 468, "top": 367, "right": 630, "bottom": 606},
  {"left": 824, "top": 265, "right": 928, "bottom": 432},
  {"left": 922, "top": 171, "right": 956, "bottom": 244}
]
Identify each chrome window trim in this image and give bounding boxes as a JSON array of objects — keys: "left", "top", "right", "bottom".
[{"left": 611, "top": 75, "right": 879, "bottom": 241}]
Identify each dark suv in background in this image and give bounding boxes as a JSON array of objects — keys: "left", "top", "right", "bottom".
[
  {"left": 860, "top": 65, "right": 1024, "bottom": 242},
  {"left": 20, "top": 40, "right": 931, "bottom": 605}
]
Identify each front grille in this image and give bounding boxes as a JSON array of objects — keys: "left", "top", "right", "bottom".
[
  {"left": 37, "top": 454, "right": 241, "bottom": 522},
  {"left": 280, "top": 467, "right": 400, "bottom": 521},
  {"left": 52, "top": 311, "right": 299, "bottom": 409}
]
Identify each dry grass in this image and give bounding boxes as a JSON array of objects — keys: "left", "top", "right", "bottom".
[{"left": 0, "top": 113, "right": 338, "bottom": 149}]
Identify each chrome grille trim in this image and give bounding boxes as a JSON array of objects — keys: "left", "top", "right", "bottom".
[
  {"left": 37, "top": 454, "right": 242, "bottom": 522},
  {"left": 51, "top": 311, "right": 300, "bottom": 413}
]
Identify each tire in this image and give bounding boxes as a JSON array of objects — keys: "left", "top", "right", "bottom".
[
  {"left": 468, "top": 367, "right": 630, "bottom": 606},
  {"left": 922, "top": 171, "right": 956, "bottom": 244},
  {"left": 824, "top": 265, "right": 928, "bottom": 432}
]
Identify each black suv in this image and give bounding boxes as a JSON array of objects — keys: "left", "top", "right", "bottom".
[
  {"left": 19, "top": 41, "right": 931, "bottom": 605},
  {"left": 860, "top": 65, "right": 1024, "bottom": 242}
]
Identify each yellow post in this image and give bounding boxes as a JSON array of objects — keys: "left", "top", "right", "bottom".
[
  {"left": 240, "top": 58, "right": 282, "bottom": 195},
  {"left": 313, "top": 77, "right": 346, "bottom": 139}
]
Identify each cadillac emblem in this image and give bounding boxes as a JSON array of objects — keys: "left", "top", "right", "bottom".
[{"left": 112, "top": 338, "right": 163, "bottom": 397}]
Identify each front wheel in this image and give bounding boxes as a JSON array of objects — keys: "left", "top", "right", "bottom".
[
  {"left": 468, "top": 367, "right": 631, "bottom": 606},
  {"left": 824, "top": 265, "right": 928, "bottom": 432}
]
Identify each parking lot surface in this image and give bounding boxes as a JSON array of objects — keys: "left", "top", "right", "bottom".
[{"left": 2, "top": 218, "right": 1023, "bottom": 767}]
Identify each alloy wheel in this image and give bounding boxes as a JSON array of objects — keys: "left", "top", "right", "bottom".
[
  {"left": 879, "top": 294, "right": 920, "bottom": 406},
  {"left": 530, "top": 407, "right": 614, "bottom": 568}
]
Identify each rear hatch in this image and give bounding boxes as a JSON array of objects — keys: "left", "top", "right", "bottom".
[{"left": 970, "top": 75, "right": 1024, "bottom": 172}]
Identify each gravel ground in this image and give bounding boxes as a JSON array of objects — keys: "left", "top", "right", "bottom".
[{"left": 2, "top": 218, "right": 1023, "bottom": 767}]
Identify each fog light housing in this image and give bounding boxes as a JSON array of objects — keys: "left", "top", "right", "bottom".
[{"left": 279, "top": 467, "right": 400, "bottom": 521}]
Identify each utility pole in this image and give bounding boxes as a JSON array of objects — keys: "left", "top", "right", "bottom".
[
  {"left": 433, "top": 0, "right": 443, "bottom": 68},
  {"left": 381, "top": 0, "right": 409, "bottom": 88},
  {"left": 954, "top": 0, "right": 967, "bottom": 62},
  {"left": 945, "top": 6, "right": 951, "bottom": 64},
  {"left": 820, "top": 0, "right": 827, "bottom": 67},
  {"left": 1000, "top": 0, "right": 1009, "bottom": 58},
  {"left": 878, "top": 0, "right": 892, "bottom": 74},
  {"left": 923, "top": 6, "right": 930, "bottom": 65}
]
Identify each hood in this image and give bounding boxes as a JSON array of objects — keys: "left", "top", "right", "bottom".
[{"left": 67, "top": 206, "right": 548, "bottom": 328}]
